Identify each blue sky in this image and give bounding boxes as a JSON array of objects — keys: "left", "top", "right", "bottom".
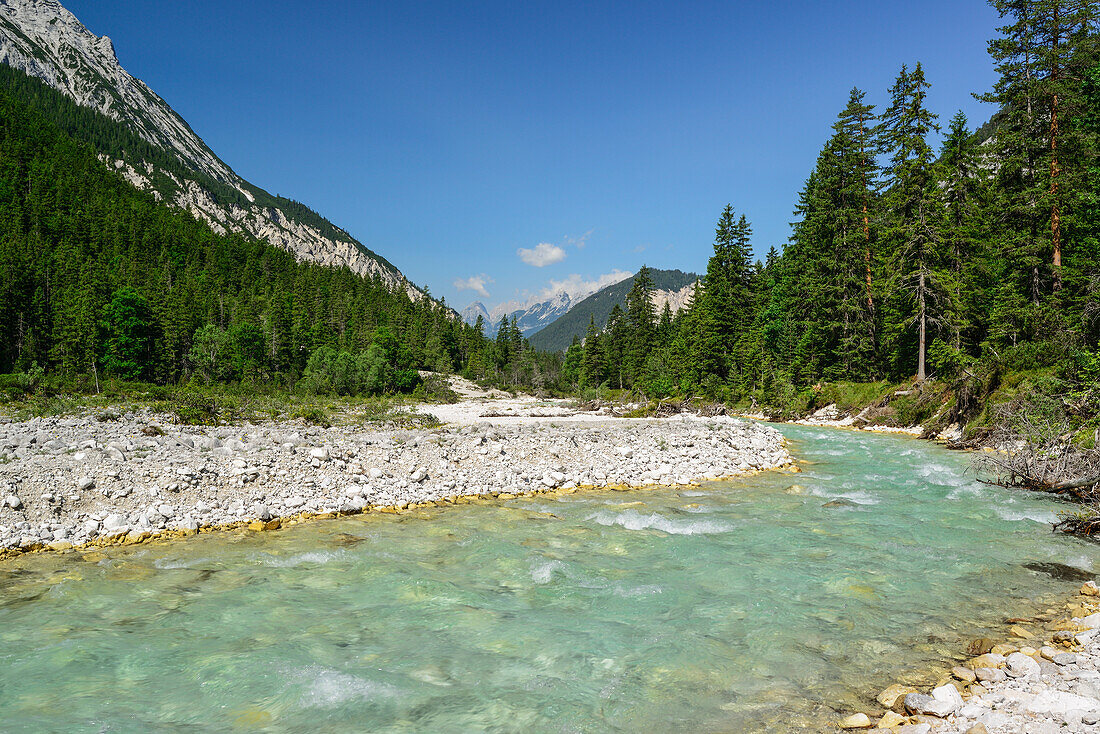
[{"left": 67, "top": 0, "right": 1000, "bottom": 313}]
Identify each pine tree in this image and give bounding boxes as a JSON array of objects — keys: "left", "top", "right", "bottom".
[
  {"left": 878, "top": 63, "right": 945, "bottom": 380},
  {"left": 624, "top": 266, "right": 657, "bottom": 386},
  {"left": 579, "top": 316, "right": 604, "bottom": 390},
  {"left": 983, "top": 0, "right": 1100, "bottom": 298}
]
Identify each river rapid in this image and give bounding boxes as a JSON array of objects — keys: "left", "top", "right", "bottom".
[{"left": 1, "top": 424, "right": 1097, "bottom": 732}]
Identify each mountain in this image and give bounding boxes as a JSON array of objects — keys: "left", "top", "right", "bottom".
[
  {"left": 507, "top": 291, "right": 575, "bottom": 336},
  {"left": 462, "top": 282, "right": 632, "bottom": 339},
  {"left": 461, "top": 293, "right": 575, "bottom": 338},
  {"left": 0, "top": 64, "right": 472, "bottom": 379},
  {"left": 460, "top": 301, "right": 491, "bottom": 328},
  {"left": 0, "top": 0, "right": 418, "bottom": 296},
  {"left": 528, "top": 269, "right": 699, "bottom": 352}
]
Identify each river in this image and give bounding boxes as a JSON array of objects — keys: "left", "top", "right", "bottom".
[{"left": 0, "top": 424, "right": 1097, "bottom": 732}]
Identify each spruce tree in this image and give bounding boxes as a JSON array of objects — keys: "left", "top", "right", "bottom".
[{"left": 878, "top": 63, "right": 945, "bottom": 380}]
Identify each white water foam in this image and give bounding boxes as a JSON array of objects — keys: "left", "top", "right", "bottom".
[
  {"left": 807, "top": 487, "right": 881, "bottom": 505},
  {"left": 587, "top": 509, "right": 735, "bottom": 535},
  {"left": 995, "top": 507, "right": 1058, "bottom": 525},
  {"left": 295, "top": 667, "right": 402, "bottom": 708},
  {"left": 530, "top": 559, "right": 569, "bottom": 584},
  {"left": 153, "top": 557, "right": 215, "bottom": 570},
  {"left": 917, "top": 463, "right": 969, "bottom": 486},
  {"left": 529, "top": 558, "right": 663, "bottom": 596},
  {"left": 254, "top": 550, "right": 348, "bottom": 568}
]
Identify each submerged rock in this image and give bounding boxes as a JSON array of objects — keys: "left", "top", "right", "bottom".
[{"left": 837, "top": 712, "right": 872, "bottom": 729}]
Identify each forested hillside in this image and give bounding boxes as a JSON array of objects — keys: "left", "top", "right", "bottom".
[
  {"left": 529, "top": 269, "right": 697, "bottom": 353},
  {"left": 0, "top": 69, "right": 555, "bottom": 392},
  {"left": 558, "top": 1, "right": 1100, "bottom": 428}
]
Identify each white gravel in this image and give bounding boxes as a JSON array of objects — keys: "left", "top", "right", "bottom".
[
  {"left": 0, "top": 394, "right": 791, "bottom": 552},
  {"left": 850, "top": 583, "right": 1100, "bottom": 733}
]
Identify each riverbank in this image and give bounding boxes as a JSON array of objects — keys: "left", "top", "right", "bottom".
[
  {"left": 836, "top": 581, "right": 1100, "bottom": 733},
  {"left": 0, "top": 390, "right": 792, "bottom": 556}
]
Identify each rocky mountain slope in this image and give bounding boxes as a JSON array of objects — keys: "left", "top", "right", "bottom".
[
  {"left": 528, "top": 269, "right": 699, "bottom": 352},
  {"left": 0, "top": 0, "right": 419, "bottom": 296},
  {"left": 464, "top": 287, "right": 622, "bottom": 338}
]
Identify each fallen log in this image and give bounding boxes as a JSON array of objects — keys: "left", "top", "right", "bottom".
[{"left": 1053, "top": 474, "right": 1100, "bottom": 491}]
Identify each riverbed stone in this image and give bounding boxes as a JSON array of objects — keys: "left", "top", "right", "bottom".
[
  {"left": 968, "top": 653, "right": 1006, "bottom": 669},
  {"left": 974, "top": 667, "right": 1007, "bottom": 682},
  {"left": 894, "top": 724, "right": 931, "bottom": 734},
  {"left": 837, "top": 712, "right": 872, "bottom": 729},
  {"left": 953, "top": 665, "right": 977, "bottom": 682},
  {"left": 904, "top": 692, "right": 956, "bottom": 717},
  {"left": 1006, "top": 651, "right": 1041, "bottom": 678},
  {"left": 876, "top": 711, "right": 905, "bottom": 728},
  {"left": 932, "top": 683, "right": 964, "bottom": 709},
  {"left": 877, "top": 684, "right": 918, "bottom": 709}
]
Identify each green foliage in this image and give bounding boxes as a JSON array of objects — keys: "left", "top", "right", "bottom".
[
  {"left": 169, "top": 391, "right": 224, "bottom": 426},
  {"left": 558, "top": 4, "right": 1100, "bottom": 417},
  {"left": 292, "top": 406, "right": 332, "bottom": 427},
  {"left": 101, "top": 287, "right": 155, "bottom": 380},
  {"left": 0, "top": 68, "right": 502, "bottom": 390},
  {"left": 300, "top": 327, "right": 422, "bottom": 397}
]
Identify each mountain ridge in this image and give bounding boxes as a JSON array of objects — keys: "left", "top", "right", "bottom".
[{"left": 0, "top": 0, "right": 420, "bottom": 297}]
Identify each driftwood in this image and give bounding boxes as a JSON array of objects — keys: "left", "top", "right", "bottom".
[
  {"left": 971, "top": 402, "right": 1100, "bottom": 538},
  {"left": 972, "top": 406, "right": 1100, "bottom": 497},
  {"left": 1053, "top": 474, "right": 1100, "bottom": 492}
]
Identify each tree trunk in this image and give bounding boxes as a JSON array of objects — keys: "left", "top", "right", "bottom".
[
  {"left": 917, "top": 271, "right": 927, "bottom": 381},
  {"left": 1050, "top": 91, "right": 1062, "bottom": 291}
]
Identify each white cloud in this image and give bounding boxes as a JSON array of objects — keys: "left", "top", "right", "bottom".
[
  {"left": 517, "top": 242, "right": 567, "bottom": 267},
  {"left": 453, "top": 274, "right": 493, "bottom": 299},
  {"left": 539, "top": 270, "right": 633, "bottom": 302},
  {"left": 565, "top": 230, "right": 593, "bottom": 250}
]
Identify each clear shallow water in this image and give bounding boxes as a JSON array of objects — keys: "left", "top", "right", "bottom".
[{"left": 1, "top": 425, "right": 1099, "bottom": 733}]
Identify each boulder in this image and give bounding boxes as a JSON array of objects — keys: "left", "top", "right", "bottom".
[
  {"left": 974, "top": 667, "right": 1006, "bottom": 682},
  {"left": 1078, "top": 612, "right": 1100, "bottom": 630},
  {"left": 1005, "top": 651, "right": 1040, "bottom": 678},
  {"left": 931, "top": 683, "right": 964, "bottom": 710},
  {"left": 904, "top": 692, "right": 956, "bottom": 717}
]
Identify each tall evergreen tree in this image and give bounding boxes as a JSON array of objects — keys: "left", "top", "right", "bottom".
[{"left": 878, "top": 63, "right": 945, "bottom": 380}]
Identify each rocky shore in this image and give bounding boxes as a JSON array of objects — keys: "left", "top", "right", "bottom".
[
  {"left": 0, "top": 406, "right": 791, "bottom": 555},
  {"left": 837, "top": 582, "right": 1100, "bottom": 733}
]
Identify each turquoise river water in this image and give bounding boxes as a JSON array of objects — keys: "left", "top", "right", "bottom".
[{"left": 2, "top": 424, "right": 1100, "bottom": 733}]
